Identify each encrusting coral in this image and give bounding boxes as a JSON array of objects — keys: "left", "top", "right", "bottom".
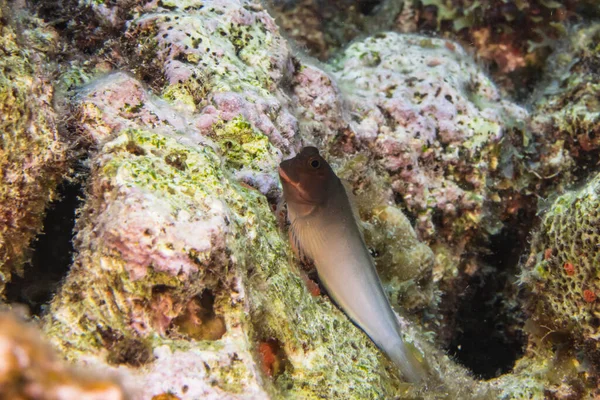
[
  {"left": 522, "top": 171, "right": 600, "bottom": 352},
  {"left": 39, "top": 0, "right": 478, "bottom": 397},
  {"left": 331, "top": 32, "right": 530, "bottom": 244},
  {"left": 0, "top": 1, "right": 67, "bottom": 297},
  {"left": 1, "top": 0, "right": 598, "bottom": 397},
  {"left": 528, "top": 24, "right": 600, "bottom": 190},
  {"left": 497, "top": 171, "right": 600, "bottom": 399}
]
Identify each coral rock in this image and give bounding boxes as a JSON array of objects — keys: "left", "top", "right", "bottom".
[
  {"left": 529, "top": 24, "right": 600, "bottom": 186},
  {"left": 522, "top": 171, "right": 600, "bottom": 348},
  {"left": 0, "top": 1, "right": 67, "bottom": 296}
]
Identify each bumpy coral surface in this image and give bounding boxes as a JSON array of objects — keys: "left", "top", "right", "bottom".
[
  {"left": 270, "top": 0, "right": 600, "bottom": 96},
  {"left": 0, "top": 2, "right": 67, "bottom": 296},
  {"left": 0, "top": 311, "right": 126, "bottom": 400},
  {"left": 4, "top": 0, "right": 596, "bottom": 396},
  {"left": 330, "top": 32, "right": 529, "bottom": 246},
  {"left": 46, "top": 73, "right": 432, "bottom": 398},
  {"left": 522, "top": 172, "right": 600, "bottom": 347},
  {"left": 528, "top": 24, "right": 600, "bottom": 186},
  {"left": 40, "top": 0, "right": 471, "bottom": 397}
]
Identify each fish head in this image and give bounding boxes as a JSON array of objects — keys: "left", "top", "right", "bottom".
[{"left": 278, "top": 146, "right": 335, "bottom": 211}]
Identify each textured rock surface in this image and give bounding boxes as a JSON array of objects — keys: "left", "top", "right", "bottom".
[
  {"left": 268, "top": 0, "right": 600, "bottom": 96},
  {"left": 528, "top": 24, "right": 600, "bottom": 188},
  {"left": 331, "top": 33, "right": 529, "bottom": 244},
  {"left": 1, "top": 0, "right": 598, "bottom": 397},
  {"left": 266, "top": 0, "right": 405, "bottom": 60},
  {"left": 0, "top": 311, "right": 126, "bottom": 400},
  {"left": 511, "top": 172, "right": 600, "bottom": 399},
  {"left": 0, "top": 2, "right": 67, "bottom": 297},
  {"left": 46, "top": 70, "right": 452, "bottom": 398},
  {"left": 522, "top": 172, "right": 600, "bottom": 347},
  {"left": 40, "top": 0, "right": 476, "bottom": 398},
  {"left": 413, "top": 0, "right": 600, "bottom": 95}
]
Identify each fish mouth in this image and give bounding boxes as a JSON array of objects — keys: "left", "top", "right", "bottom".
[
  {"left": 278, "top": 166, "right": 313, "bottom": 204},
  {"left": 278, "top": 166, "right": 296, "bottom": 185}
]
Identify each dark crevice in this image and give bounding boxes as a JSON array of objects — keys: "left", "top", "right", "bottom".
[
  {"left": 5, "top": 181, "right": 83, "bottom": 315},
  {"left": 357, "top": 0, "right": 381, "bottom": 15},
  {"left": 446, "top": 225, "right": 528, "bottom": 379}
]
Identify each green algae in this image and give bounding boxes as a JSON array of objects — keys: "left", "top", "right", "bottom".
[{"left": 212, "top": 116, "right": 278, "bottom": 171}]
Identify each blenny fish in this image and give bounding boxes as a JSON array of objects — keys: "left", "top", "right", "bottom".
[{"left": 278, "top": 146, "right": 426, "bottom": 383}]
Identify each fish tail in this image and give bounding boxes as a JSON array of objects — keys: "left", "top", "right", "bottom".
[{"left": 383, "top": 337, "right": 427, "bottom": 383}]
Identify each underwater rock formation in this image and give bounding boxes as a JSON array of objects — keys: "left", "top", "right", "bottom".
[
  {"left": 331, "top": 32, "right": 529, "bottom": 244},
  {"left": 0, "top": 1, "right": 67, "bottom": 297},
  {"left": 0, "top": 310, "right": 126, "bottom": 400},
  {"left": 266, "top": 0, "right": 405, "bottom": 60},
  {"left": 509, "top": 171, "right": 600, "bottom": 399},
  {"left": 413, "top": 0, "right": 600, "bottom": 96},
  {"left": 529, "top": 24, "right": 600, "bottom": 189},
  {"left": 40, "top": 1, "right": 475, "bottom": 398},
  {"left": 268, "top": 0, "right": 600, "bottom": 97},
  {"left": 0, "top": 0, "right": 598, "bottom": 397},
  {"left": 45, "top": 73, "right": 434, "bottom": 398},
  {"left": 522, "top": 171, "right": 600, "bottom": 354}
]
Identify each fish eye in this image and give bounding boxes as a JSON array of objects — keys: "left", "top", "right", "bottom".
[{"left": 310, "top": 159, "right": 320, "bottom": 169}]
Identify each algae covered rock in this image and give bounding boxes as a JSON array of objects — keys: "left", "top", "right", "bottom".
[
  {"left": 0, "top": 2, "right": 67, "bottom": 296},
  {"left": 330, "top": 32, "right": 529, "bottom": 247},
  {"left": 46, "top": 73, "right": 420, "bottom": 398},
  {"left": 508, "top": 171, "right": 600, "bottom": 399},
  {"left": 522, "top": 172, "right": 600, "bottom": 349},
  {"left": 40, "top": 0, "right": 458, "bottom": 396},
  {"left": 0, "top": 0, "right": 571, "bottom": 395},
  {"left": 529, "top": 24, "right": 600, "bottom": 186},
  {"left": 266, "top": 0, "right": 405, "bottom": 60}
]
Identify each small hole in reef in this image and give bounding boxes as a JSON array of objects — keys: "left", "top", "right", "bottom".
[
  {"left": 172, "top": 289, "right": 227, "bottom": 340},
  {"left": 357, "top": 0, "right": 382, "bottom": 15},
  {"left": 258, "top": 338, "right": 290, "bottom": 378}
]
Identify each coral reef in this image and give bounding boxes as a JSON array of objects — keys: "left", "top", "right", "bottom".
[
  {"left": 266, "top": 0, "right": 405, "bottom": 60},
  {"left": 0, "top": 1, "right": 67, "bottom": 297},
  {"left": 45, "top": 71, "right": 442, "bottom": 397},
  {"left": 40, "top": 0, "right": 476, "bottom": 397},
  {"left": 0, "top": 0, "right": 598, "bottom": 396},
  {"left": 0, "top": 310, "right": 126, "bottom": 400},
  {"left": 510, "top": 171, "right": 600, "bottom": 399},
  {"left": 330, "top": 32, "right": 531, "bottom": 250},
  {"left": 269, "top": 0, "right": 600, "bottom": 96},
  {"left": 414, "top": 0, "right": 600, "bottom": 96},
  {"left": 528, "top": 24, "right": 600, "bottom": 188},
  {"left": 522, "top": 171, "right": 600, "bottom": 350}
]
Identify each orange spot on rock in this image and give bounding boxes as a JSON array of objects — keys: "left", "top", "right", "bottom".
[
  {"left": 583, "top": 290, "right": 596, "bottom": 303},
  {"left": 258, "top": 339, "right": 287, "bottom": 378},
  {"left": 544, "top": 248, "right": 552, "bottom": 260},
  {"left": 258, "top": 341, "right": 277, "bottom": 377},
  {"left": 152, "top": 394, "right": 181, "bottom": 400},
  {"left": 299, "top": 271, "right": 320, "bottom": 296},
  {"left": 563, "top": 262, "right": 575, "bottom": 276}
]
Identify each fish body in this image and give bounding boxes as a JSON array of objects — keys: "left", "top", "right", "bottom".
[{"left": 279, "top": 147, "right": 425, "bottom": 383}]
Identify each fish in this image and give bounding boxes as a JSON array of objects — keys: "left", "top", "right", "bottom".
[{"left": 278, "top": 146, "right": 426, "bottom": 383}]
